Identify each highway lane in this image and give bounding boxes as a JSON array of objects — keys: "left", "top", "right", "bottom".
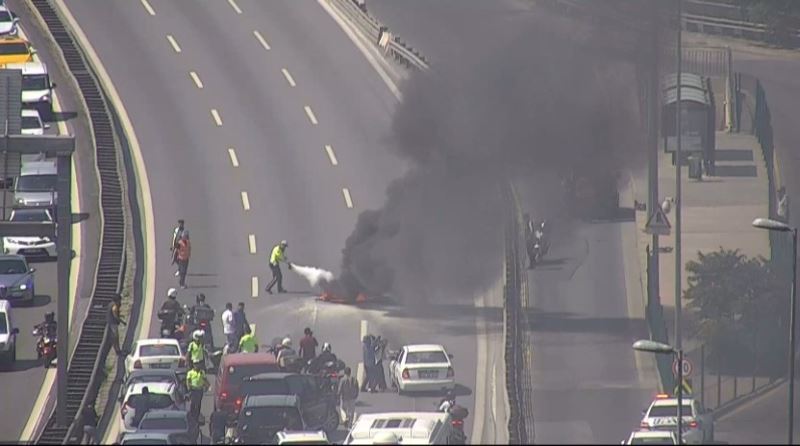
[
  {"left": 64, "top": 0, "right": 487, "bottom": 440},
  {"left": 524, "top": 218, "right": 655, "bottom": 444}
]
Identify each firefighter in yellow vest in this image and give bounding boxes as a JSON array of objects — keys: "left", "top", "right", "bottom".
[
  {"left": 186, "top": 361, "right": 209, "bottom": 422},
  {"left": 265, "top": 240, "right": 291, "bottom": 294},
  {"left": 238, "top": 326, "right": 258, "bottom": 353}
]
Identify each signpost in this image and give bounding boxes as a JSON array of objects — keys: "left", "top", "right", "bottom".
[
  {"left": 645, "top": 205, "right": 672, "bottom": 236},
  {"left": 673, "top": 357, "right": 694, "bottom": 378}
]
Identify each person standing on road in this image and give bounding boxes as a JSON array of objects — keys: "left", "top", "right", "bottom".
[
  {"left": 186, "top": 361, "right": 210, "bottom": 423},
  {"left": 373, "top": 336, "right": 387, "bottom": 392},
  {"left": 176, "top": 230, "right": 191, "bottom": 289},
  {"left": 238, "top": 325, "right": 258, "bottom": 353},
  {"left": 79, "top": 401, "right": 98, "bottom": 445},
  {"left": 233, "top": 302, "right": 250, "bottom": 349},
  {"left": 265, "top": 240, "right": 291, "bottom": 294},
  {"left": 131, "top": 386, "right": 154, "bottom": 428},
  {"left": 361, "top": 335, "right": 376, "bottom": 392},
  {"left": 171, "top": 219, "right": 186, "bottom": 277},
  {"left": 338, "top": 366, "right": 359, "bottom": 429},
  {"left": 299, "top": 327, "right": 318, "bottom": 362},
  {"left": 107, "top": 294, "right": 125, "bottom": 356},
  {"left": 221, "top": 302, "right": 235, "bottom": 353},
  {"left": 186, "top": 330, "right": 207, "bottom": 371}
]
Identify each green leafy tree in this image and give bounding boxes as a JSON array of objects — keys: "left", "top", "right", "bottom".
[{"left": 684, "top": 248, "right": 789, "bottom": 374}]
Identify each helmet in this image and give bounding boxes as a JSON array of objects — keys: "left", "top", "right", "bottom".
[
  {"left": 280, "top": 240, "right": 288, "bottom": 247},
  {"left": 167, "top": 288, "right": 178, "bottom": 299},
  {"left": 193, "top": 330, "right": 204, "bottom": 340},
  {"left": 45, "top": 312, "right": 55, "bottom": 323},
  {"left": 281, "top": 337, "right": 292, "bottom": 347},
  {"left": 322, "top": 342, "right": 332, "bottom": 353},
  {"left": 196, "top": 293, "right": 206, "bottom": 303}
]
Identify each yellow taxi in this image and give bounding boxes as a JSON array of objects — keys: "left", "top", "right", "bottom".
[{"left": 0, "top": 37, "right": 34, "bottom": 65}]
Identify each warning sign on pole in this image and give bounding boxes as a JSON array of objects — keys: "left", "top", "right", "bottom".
[
  {"left": 645, "top": 205, "right": 672, "bottom": 236},
  {"left": 674, "top": 377, "right": 693, "bottom": 396},
  {"left": 672, "top": 357, "right": 693, "bottom": 378}
]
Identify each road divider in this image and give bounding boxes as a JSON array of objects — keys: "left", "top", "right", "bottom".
[
  {"left": 342, "top": 187, "right": 354, "bottom": 209},
  {"left": 249, "top": 234, "right": 257, "bottom": 254},
  {"left": 140, "top": 0, "right": 155, "bottom": 16},
  {"left": 281, "top": 68, "right": 297, "bottom": 87},
  {"left": 252, "top": 276, "right": 259, "bottom": 298},
  {"left": 227, "top": 0, "right": 243, "bottom": 15},
  {"left": 241, "top": 191, "right": 251, "bottom": 210},
  {"left": 325, "top": 144, "right": 338, "bottom": 166},
  {"left": 211, "top": 109, "right": 223, "bottom": 126},
  {"left": 166, "top": 34, "right": 182, "bottom": 53}
]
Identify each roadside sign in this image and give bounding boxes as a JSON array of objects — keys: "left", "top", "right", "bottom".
[
  {"left": 645, "top": 206, "right": 672, "bottom": 236},
  {"left": 674, "top": 378, "right": 693, "bottom": 396},
  {"left": 672, "top": 357, "right": 693, "bottom": 378}
]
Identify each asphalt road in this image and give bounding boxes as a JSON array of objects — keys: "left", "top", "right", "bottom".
[
  {"left": 63, "top": 0, "right": 489, "bottom": 441},
  {"left": 524, "top": 218, "right": 655, "bottom": 444}
]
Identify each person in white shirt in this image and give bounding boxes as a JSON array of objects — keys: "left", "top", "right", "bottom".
[{"left": 221, "top": 302, "right": 235, "bottom": 353}]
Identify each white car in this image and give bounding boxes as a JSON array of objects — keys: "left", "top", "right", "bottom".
[
  {"left": 388, "top": 344, "right": 455, "bottom": 394},
  {"left": 276, "top": 430, "right": 330, "bottom": 445},
  {"left": 639, "top": 395, "right": 713, "bottom": 444},
  {"left": 623, "top": 430, "right": 678, "bottom": 444},
  {"left": 125, "top": 338, "right": 186, "bottom": 376},
  {"left": 3, "top": 209, "right": 56, "bottom": 258},
  {"left": 0, "top": 7, "right": 18, "bottom": 37},
  {"left": 21, "top": 109, "right": 48, "bottom": 135},
  {"left": 118, "top": 381, "right": 185, "bottom": 436},
  {"left": 0, "top": 299, "right": 19, "bottom": 365}
]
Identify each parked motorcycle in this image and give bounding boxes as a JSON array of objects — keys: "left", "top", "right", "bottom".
[{"left": 33, "top": 326, "right": 57, "bottom": 368}]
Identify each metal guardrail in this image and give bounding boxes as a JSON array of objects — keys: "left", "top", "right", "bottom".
[
  {"left": 25, "top": 0, "right": 129, "bottom": 443},
  {"left": 330, "top": 0, "right": 429, "bottom": 71}
]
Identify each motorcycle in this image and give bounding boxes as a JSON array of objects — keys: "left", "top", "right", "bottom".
[
  {"left": 158, "top": 304, "right": 190, "bottom": 348},
  {"left": 190, "top": 306, "right": 216, "bottom": 350},
  {"left": 309, "top": 358, "right": 346, "bottom": 394},
  {"left": 436, "top": 397, "right": 469, "bottom": 445},
  {"left": 33, "top": 326, "right": 57, "bottom": 368},
  {"left": 528, "top": 220, "right": 550, "bottom": 268}
]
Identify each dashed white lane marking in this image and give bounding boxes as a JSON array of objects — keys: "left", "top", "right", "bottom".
[
  {"left": 227, "top": 0, "right": 243, "bottom": 14},
  {"left": 251, "top": 276, "right": 259, "bottom": 298},
  {"left": 281, "top": 68, "right": 297, "bottom": 87},
  {"left": 211, "top": 109, "right": 223, "bottom": 126},
  {"left": 166, "top": 34, "right": 182, "bottom": 53},
  {"left": 360, "top": 320, "right": 368, "bottom": 339},
  {"left": 189, "top": 71, "right": 204, "bottom": 89},
  {"left": 324, "top": 145, "right": 338, "bottom": 166},
  {"left": 342, "top": 188, "right": 354, "bottom": 209},
  {"left": 228, "top": 148, "right": 239, "bottom": 167},
  {"left": 140, "top": 0, "right": 156, "bottom": 15},
  {"left": 304, "top": 105, "right": 318, "bottom": 125},
  {"left": 248, "top": 234, "right": 257, "bottom": 254},
  {"left": 253, "top": 30, "right": 271, "bottom": 50},
  {"left": 241, "top": 191, "right": 251, "bottom": 211}
]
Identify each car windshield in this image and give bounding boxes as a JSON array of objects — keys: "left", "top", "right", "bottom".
[
  {"left": 126, "top": 393, "right": 174, "bottom": 410},
  {"left": 11, "top": 209, "right": 50, "bottom": 222},
  {"left": 630, "top": 437, "right": 675, "bottom": 445},
  {"left": 139, "top": 417, "right": 187, "bottom": 431},
  {"left": 0, "top": 42, "right": 28, "bottom": 55},
  {"left": 0, "top": 259, "right": 27, "bottom": 274},
  {"left": 140, "top": 344, "right": 180, "bottom": 357},
  {"left": 0, "top": 10, "right": 12, "bottom": 22},
  {"left": 241, "top": 379, "right": 291, "bottom": 396},
  {"left": 0, "top": 313, "right": 7, "bottom": 334},
  {"left": 21, "top": 116, "right": 41, "bottom": 129},
  {"left": 405, "top": 350, "right": 448, "bottom": 364},
  {"left": 227, "top": 363, "right": 280, "bottom": 385},
  {"left": 648, "top": 404, "right": 693, "bottom": 418},
  {"left": 16, "top": 174, "right": 56, "bottom": 192},
  {"left": 22, "top": 74, "right": 48, "bottom": 90}
]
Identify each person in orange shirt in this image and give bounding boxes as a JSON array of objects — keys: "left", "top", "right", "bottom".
[{"left": 176, "top": 230, "right": 192, "bottom": 289}]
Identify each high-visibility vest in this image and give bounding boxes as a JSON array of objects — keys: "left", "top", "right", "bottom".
[
  {"left": 239, "top": 333, "right": 258, "bottom": 353},
  {"left": 186, "top": 369, "right": 206, "bottom": 390},
  {"left": 270, "top": 245, "right": 285, "bottom": 265},
  {"left": 188, "top": 341, "right": 205, "bottom": 363}
]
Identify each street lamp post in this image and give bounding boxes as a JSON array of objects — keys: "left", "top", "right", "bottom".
[
  {"left": 633, "top": 340, "right": 684, "bottom": 445},
  {"left": 753, "top": 217, "right": 798, "bottom": 444}
]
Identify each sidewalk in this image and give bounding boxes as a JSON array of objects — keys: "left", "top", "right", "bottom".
[{"left": 631, "top": 130, "right": 770, "bottom": 403}]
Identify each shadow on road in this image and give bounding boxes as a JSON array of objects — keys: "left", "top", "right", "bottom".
[
  {"left": 524, "top": 310, "right": 647, "bottom": 337},
  {"left": 0, "top": 358, "right": 41, "bottom": 372},
  {"left": 48, "top": 110, "right": 78, "bottom": 123},
  {"left": 14, "top": 294, "right": 52, "bottom": 308}
]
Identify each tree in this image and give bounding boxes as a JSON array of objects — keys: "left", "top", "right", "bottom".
[{"left": 684, "top": 247, "right": 789, "bottom": 374}]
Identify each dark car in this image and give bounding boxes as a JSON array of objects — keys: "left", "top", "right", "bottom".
[
  {"left": 0, "top": 255, "right": 34, "bottom": 303},
  {"left": 239, "top": 373, "right": 338, "bottom": 433},
  {"left": 136, "top": 409, "right": 199, "bottom": 443},
  {"left": 235, "top": 395, "right": 305, "bottom": 444},
  {"left": 215, "top": 353, "right": 281, "bottom": 416}
]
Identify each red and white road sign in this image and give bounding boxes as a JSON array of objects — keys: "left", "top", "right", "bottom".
[{"left": 672, "top": 358, "right": 693, "bottom": 378}]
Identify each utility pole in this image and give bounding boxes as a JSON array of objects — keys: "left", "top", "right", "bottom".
[
  {"left": 648, "top": 0, "right": 661, "bottom": 307},
  {"left": 675, "top": 0, "right": 684, "bottom": 439}
]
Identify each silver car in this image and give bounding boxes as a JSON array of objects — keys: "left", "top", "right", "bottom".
[{"left": 13, "top": 161, "right": 57, "bottom": 207}]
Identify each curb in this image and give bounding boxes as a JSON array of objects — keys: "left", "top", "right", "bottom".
[{"left": 713, "top": 377, "right": 786, "bottom": 422}]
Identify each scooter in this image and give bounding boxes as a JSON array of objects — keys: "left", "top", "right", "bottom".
[{"left": 33, "top": 326, "right": 57, "bottom": 368}]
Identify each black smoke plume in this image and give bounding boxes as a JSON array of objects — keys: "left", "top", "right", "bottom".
[{"left": 333, "top": 4, "right": 659, "bottom": 303}]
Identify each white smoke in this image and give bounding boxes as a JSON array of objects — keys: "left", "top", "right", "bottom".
[{"left": 290, "top": 263, "right": 335, "bottom": 289}]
